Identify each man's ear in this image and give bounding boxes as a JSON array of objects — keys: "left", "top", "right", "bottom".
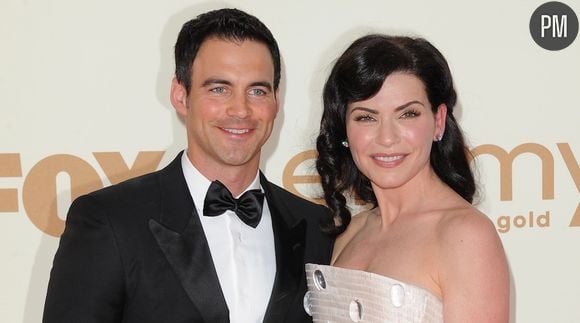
[
  {"left": 434, "top": 103, "right": 447, "bottom": 140},
  {"left": 274, "top": 89, "right": 280, "bottom": 115},
  {"left": 170, "top": 77, "right": 188, "bottom": 116}
]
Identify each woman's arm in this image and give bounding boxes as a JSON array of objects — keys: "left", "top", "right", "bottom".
[{"left": 438, "top": 211, "right": 510, "bottom": 323}]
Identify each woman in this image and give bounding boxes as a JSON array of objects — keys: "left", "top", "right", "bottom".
[{"left": 305, "top": 35, "right": 509, "bottom": 322}]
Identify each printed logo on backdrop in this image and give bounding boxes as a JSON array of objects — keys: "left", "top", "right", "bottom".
[
  {"left": 0, "top": 143, "right": 578, "bottom": 236},
  {"left": 530, "top": 1, "right": 578, "bottom": 50},
  {"left": 0, "top": 152, "right": 165, "bottom": 237},
  {"left": 281, "top": 144, "right": 579, "bottom": 234}
]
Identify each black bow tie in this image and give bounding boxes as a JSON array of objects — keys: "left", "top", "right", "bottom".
[{"left": 203, "top": 180, "right": 265, "bottom": 228}]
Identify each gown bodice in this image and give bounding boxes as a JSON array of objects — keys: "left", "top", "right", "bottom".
[{"left": 304, "top": 263, "right": 443, "bottom": 323}]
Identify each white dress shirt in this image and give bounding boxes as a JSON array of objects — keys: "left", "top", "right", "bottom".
[{"left": 181, "top": 153, "right": 276, "bottom": 323}]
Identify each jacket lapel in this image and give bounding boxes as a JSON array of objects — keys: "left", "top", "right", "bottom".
[
  {"left": 149, "top": 152, "right": 228, "bottom": 323},
  {"left": 260, "top": 173, "right": 307, "bottom": 322}
]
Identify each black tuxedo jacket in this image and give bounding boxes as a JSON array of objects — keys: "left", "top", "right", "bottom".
[{"left": 43, "top": 152, "right": 333, "bottom": 323}]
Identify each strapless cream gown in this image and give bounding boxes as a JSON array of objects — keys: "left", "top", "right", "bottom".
[{"left": 304, "top": 264, "right": 443, "bottom": 323}]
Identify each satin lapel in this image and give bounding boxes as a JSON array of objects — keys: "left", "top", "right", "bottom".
[
  {"left": 260, "top": 174, "right": 307, "bottom": 322},
  {"left": 149, "top": 152, "right": 228, "bottom": 323}
]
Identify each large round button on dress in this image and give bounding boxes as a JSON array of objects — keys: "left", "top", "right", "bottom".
[
  {"left": 391, "top": 284, "right": 405, "bottom": 307},
  {"left": 313, "top": 269, "right": 326, "bottom": 290},
  {"left": 348, "top": 299, "right": 363, "bottom": 322},
  {"left": 303, "top": 291, "right": 313, "bottom": 316}
]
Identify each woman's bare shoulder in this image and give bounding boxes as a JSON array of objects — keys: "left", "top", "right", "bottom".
[
  {"left": 435, "top": 205, "right": 510, "bottom": 321},
  {"left": 436, "top": 205, "right": 499, "bottom": 245}
]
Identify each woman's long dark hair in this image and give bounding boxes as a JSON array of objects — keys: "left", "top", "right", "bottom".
[{"left": 316, "top": 34, "right": 475, "bottom": 235}]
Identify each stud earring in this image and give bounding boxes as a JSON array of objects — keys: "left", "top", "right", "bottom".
[
  {"left": 341, "top": 140, "right": 349, "bottom": 148},
  {"left": 434, "top": 134, "right": 443, "bottom": 142}
]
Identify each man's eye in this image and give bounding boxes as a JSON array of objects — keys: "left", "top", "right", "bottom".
[
  {"left": 210, "top": 87, "right": 227, "bottom": 94},
  {"left": 249, "top": 88, "right": 267, "bottom": 96}
]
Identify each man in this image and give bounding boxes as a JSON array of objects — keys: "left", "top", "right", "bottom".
[{"left": 43, "top": 8, "right": 333, "bottom": 323}]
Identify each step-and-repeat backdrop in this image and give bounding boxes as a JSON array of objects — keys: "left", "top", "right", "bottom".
[{"left": 1, "top": 1, "right": 578, "bottom": 322}]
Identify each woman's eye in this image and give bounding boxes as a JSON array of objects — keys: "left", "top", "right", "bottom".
[
  {"left": 354, "top": 114, "right": 375, "bottom": 122},
  {"left": 401, "top": 110, "right": 420, "bottom": 118}
]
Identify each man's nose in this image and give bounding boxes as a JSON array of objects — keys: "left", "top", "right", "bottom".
[{"left": 226, "top": 92, "right": 251, "bottom": 119}]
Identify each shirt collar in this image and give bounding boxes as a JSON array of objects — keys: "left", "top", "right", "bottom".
[{"left": 180, "top": 151, "right": 262, "bottom": 213}]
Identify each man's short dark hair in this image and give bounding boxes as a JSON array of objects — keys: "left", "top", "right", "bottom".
[{"left": 174, "top": 8, "right": 281, "bottom": 94}]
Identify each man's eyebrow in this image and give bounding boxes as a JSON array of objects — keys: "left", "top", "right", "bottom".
[
  {"left": 201, "top": 78, "right": 232, "bottom": 87},
  {"left": 201, "top": 79, "right": 273, "bottom": 91},
  {"left": 249, "top": 81, "right": 273, "bottom": 91}
]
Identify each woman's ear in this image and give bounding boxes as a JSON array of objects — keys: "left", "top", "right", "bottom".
[{"left": 434, "top": 104, "right": 447, "bottom": 141}]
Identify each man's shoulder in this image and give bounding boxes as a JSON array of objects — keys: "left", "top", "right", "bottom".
[
  {"left": 80, "top": 153, "right": 183, "bottom": 210},
  {"left": 263, "top": 178, "right": 335, "bottom": 263},
  {"left": 87, "top": 152, "right": 182, "bottom": 202},
  {"left": 262, "top": 178, "right": 332, "bottom": 233},
  {"left": 90, "top": 168, "right": 161, "bottom": 200},
  {"left": 264, "top": 179, "right": 325, "bottom": 211}
]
